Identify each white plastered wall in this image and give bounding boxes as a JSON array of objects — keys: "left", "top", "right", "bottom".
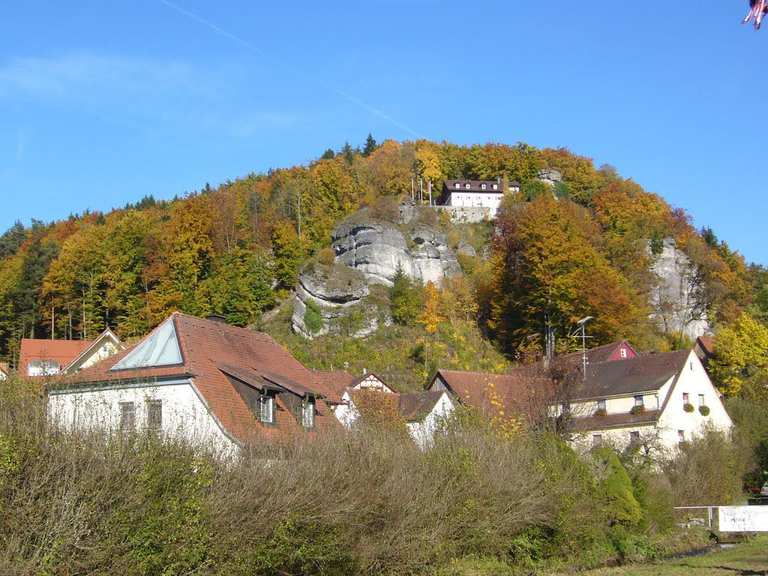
[
  {"left": 656, "top": 350, "right": 732, "bottom": 449},
  {"left": 47, "top": 379, "right": 237, "bottom": 455},
  {"left": 407, "top": 392, "right": 455, "bottom": 449},
  {"left": 448, "top": 192, "right": 504, "bottom": 215}
]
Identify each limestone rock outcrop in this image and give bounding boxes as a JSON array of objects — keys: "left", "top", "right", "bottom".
[
  {"left": 291, "top": 263, "right": 381, "bottom": 339},
  {"left": 292, "top": 210, "right": 463, "bottom": 339},
  {"left": 332, "top": 214, "right": 461, "bottom": 287},
  {"left": 649, "top": 238, "right": 710, "bottom": 341}
]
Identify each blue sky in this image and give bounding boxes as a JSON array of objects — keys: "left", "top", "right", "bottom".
[{"left": 1, "top": 1, "right": 766, "bottom": 264}]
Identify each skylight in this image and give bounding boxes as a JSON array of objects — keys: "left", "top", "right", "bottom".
[{"left": 111, "top": 318, "right": 182, "bottom": 370}]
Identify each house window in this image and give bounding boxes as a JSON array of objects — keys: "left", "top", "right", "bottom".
[
  {"left": 592, "top": 434, "right": 603, "bottom": 447},
  {"left": 119, "top": 401, "right": 136, "bottom": 431},
  {"left": 620, "top": 348, "right": 628, "bottom": 359},
  {"left": 481, "top": 183, "right": 487, "bottom": 190},
  {"left": 634, "top": 395, "right": 644, "bottom": 407},
  {"left": 465, "top": 183, "right": 471, "bottom": 189},
  {"left": 492, "top": 183, "right": 498, "bottom": 190},
  {"left": 698, "top": 394, "right": 705, "bottom": 407},
  {"left": 146, "top": 400, "right": 162, "bottom": 433},
  {"left": 454, "top": 182, "right": 460, "bottom": 189},
  {"left": 259, "top": 394, "right": 275, "bottom": 424},
  {"left": 629, "top": 431, "right": 640, "bottom": 443},
  {"left": 596, "top": 399, "right": 606, "bottom": 412},
  {"left": 682, "top": 392, "right": 689, "bottom": 404},
  {"left": 28, "top": 359, "right": 61, "bottom": 377},
  {"left": 678, "top": 430, "right": 685, "bottom": 442},
  {"left": 561, "top": 402, "right": 571, "bottom": 416},
  {"left": 302, "top": 398, "right": 315, "bottom": 430}
]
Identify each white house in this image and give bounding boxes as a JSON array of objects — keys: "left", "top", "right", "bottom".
[
  {"left": 439, "top": 180, "right": 510, "bottom": 217},
  {"left": 561, "top": 349, "right": 732, "bottom": 453},
  {"left": 20, "top": 328, "right": 122, "bottom": 378},
  {"left": 317, "top": 370, "right": 455, "bottom": 447},
  {"left": 398, "top": 390, "right": 455, "bottom": 449},
  {"left": 47, "top": 313, "right": 344, "bottom": 454}
]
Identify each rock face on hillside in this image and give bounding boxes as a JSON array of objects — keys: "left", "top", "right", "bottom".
[
  {"left": 292, "top": 211, "right": 463, "bottom": 339},
  {"left": 649, "top": 239, "right": 711, "bottom": 341},
  {"left": 332, "top": 216, "right": 461, "bottom": 286},
  {"left": 291, "top": 263, "right": 382, "bottom": 339}
]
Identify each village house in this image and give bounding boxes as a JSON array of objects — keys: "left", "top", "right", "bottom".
[
  {"left": 562, "top": 349, "right": 732, "bottom": 453},
  {"left": 438, "top": 179, "right": 519, "bottom": 217},
  {"left": 19, "top": 328, "right": 122, "bottom": 378},
  {"left": 429, "top": 341, "right": 732, "bottom": 454},
  {"left": 0, "top": 362, "right": 8, "bottom": 381},
  {"left": 47, "top": 313, "right": 344, "bottom": 453},
  {"left": 317, "top": 370, "right": 455, "bottom": 447}
]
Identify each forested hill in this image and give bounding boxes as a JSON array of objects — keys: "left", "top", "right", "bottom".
[{"left": 1, "top": 138, "right": 766, "bottom": 371}]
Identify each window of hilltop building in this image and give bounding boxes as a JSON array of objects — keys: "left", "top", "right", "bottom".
[
  {"left": 629, "top": 431, "right": 640, "bottom": 444},
  {"left": 146, "top": 400, "right": 162, "bottom": 433},
  {"left": 683, "top": 392, "right": 689, "bottom": 404},
  {"left": 119, "top": 401, "right": 136, "bottom": 432},
  {"left": 592, "top": 434, "right": 603, "bottom": 447},
  {"left": 481, "top": 183, "right": 487, "bottom": 190},
  {"left": 492, "top": 183, "right": 498, "bottom": 190},
  {"left": 634, "top": 395, "right": 644, "bottom": 408},
  {"left": 465, "top": 183, "right": 471, "bottom": 189},
  {"left": 454, "top": 182, "right": 460, "bottom": 189},
  {"left": 302, "top": 398, "right": 315, "bottom": 430},
  {"left": 259, "top": 393, "right": 275, "bottom": 425}
]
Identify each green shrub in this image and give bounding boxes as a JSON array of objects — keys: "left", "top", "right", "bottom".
[
  {"left": 630, "top": 405, "right": 646, "bottom": 416},
  {"left": 390, "top": 266, "right": 422, "bottom": 326},
  {"left": 684, "top": 403, "right": 695, "bottom": 413},
  {"left": 699, "top": 405, "right": 710, "bottom": 416},
  {"left": 303, "top": 300, "right": 324, "bottom": 334},
  {"left": 592, "top": 447, "right": 642, "bottom": 527}
]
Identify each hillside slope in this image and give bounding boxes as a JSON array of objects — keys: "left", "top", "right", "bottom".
[{"left": 0, "top": 138, "right": 763, "bottom": 379}]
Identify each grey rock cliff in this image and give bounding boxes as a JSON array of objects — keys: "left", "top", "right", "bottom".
[
  {"left": 332, "top": 216, "right": 461, "bottom": 286},
  {"left": 292, "top": 211, "right": 463, "bottom": 339},
  {"left": 649, "top": 238, "right": 710, "bottom": 341}
]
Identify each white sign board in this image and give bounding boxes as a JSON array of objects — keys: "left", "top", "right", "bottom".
[{"left": 718, "top": 506, "right": 768, "bottom": 532}]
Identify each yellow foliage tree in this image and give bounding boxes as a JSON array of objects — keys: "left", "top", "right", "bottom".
[{"left": 709, "top": 313, "right": 768, "bottom": 396}]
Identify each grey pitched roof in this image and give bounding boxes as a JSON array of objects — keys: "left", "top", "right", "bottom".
[{"left": 568, "top": 350, "right": 689, "bottom": 401}]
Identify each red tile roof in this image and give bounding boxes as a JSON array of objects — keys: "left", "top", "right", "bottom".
[
  {"left": 20, "top": 339, "right": 93, "bottom": 376},
  {"left": 431, "top": 368, "right": 553, "bottom": 422},
  {"left": 57, "top": 313, "right": 340, "bottom": 445},
  {"left": 398, "top": 391, "right": 446, "bottom": 422}
]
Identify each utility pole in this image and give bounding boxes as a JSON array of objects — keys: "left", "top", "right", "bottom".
[
  {"left": 411, "top": 176, "right": 415, "bottom": 203},
  {"left": 428, "top": 180, "right": 432, "bottom": 206},
  {"left": 51, "top": 305, "right": 55, "bottom": 339},
  {"left": 575, "top": 316, "right": 594, "bottom": 381}
]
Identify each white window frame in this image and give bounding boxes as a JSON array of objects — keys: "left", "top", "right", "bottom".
[
  {"left": 119, "top": 401, "right": 136, "bottom": 431},
  {"left": 260, "top": 394, "right": 275, "bottom": 424},
  {"left": 146, "top": 399, "right": 163, "bottom": 433},
  {"left": 302, "top": 398, "right": 315, "bottom": 429}
]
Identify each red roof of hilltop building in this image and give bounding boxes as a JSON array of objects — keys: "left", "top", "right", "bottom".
[{"left": 56, "top": 312, "right": 342, "bottom": 445}]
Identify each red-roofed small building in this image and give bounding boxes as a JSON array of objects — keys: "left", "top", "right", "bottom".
[
  {"left": 48, "top": 313, "right": 342, "bottom": 453},
  {"left": 19, "top": 329, "right": 122, "bottom": 378}
]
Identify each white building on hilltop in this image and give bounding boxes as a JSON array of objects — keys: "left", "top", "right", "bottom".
[{"left": 438, "top": 179, "right": 519, "bottom": 218}]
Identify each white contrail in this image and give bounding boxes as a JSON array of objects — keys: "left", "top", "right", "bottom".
[{"left": 157, "top": 0, "right": 424, "bottom": 139}]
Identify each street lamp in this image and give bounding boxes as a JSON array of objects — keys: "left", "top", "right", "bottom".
[{"left": 576, "top": 316, "right": 594, "bottom": 380}]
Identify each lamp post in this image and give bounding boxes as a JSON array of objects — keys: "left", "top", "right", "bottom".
[{"left": 576, "top": 316, "right": 594, "bottom": 381}]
